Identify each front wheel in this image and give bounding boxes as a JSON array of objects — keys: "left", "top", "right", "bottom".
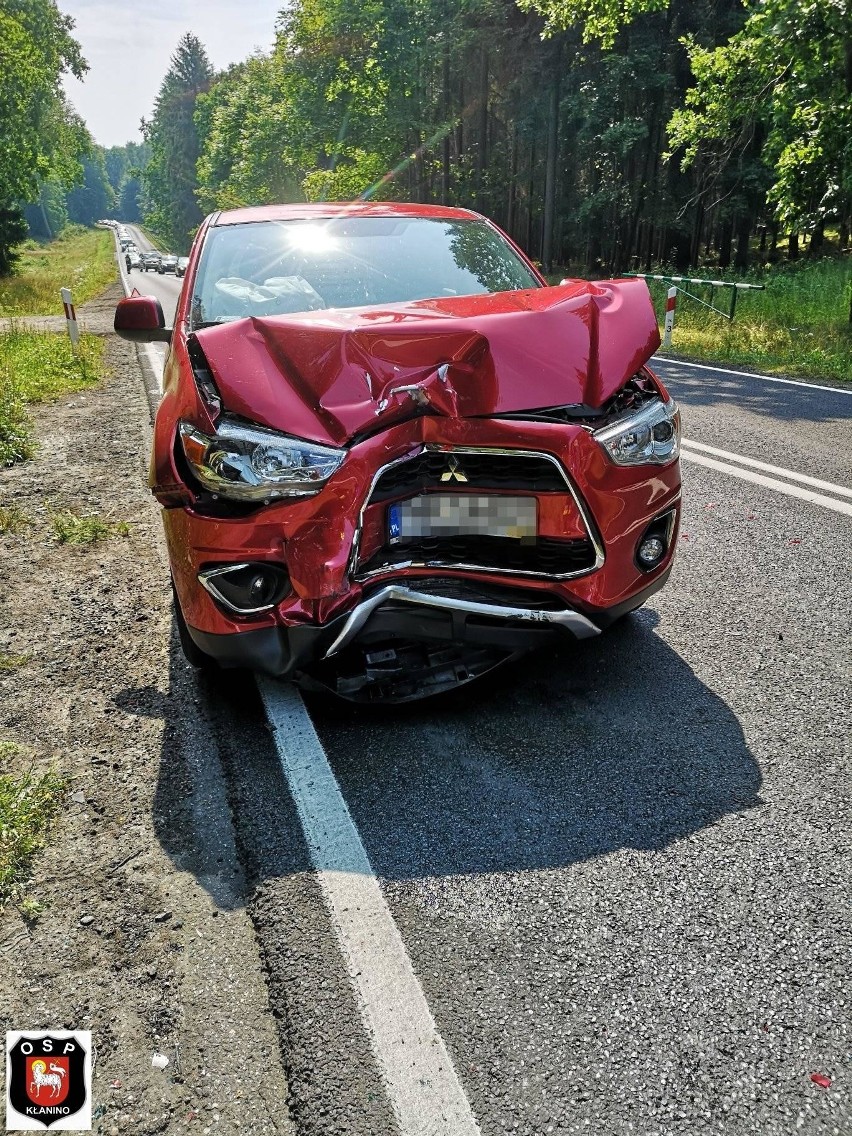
[{"left": 172, "top": 582, "right": 218, "bottom": 670}]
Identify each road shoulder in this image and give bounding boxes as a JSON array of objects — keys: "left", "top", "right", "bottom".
[{"left": 0, "top": 313, "right": 294, "bottom": 1134}]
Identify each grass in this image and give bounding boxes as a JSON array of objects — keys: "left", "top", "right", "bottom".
[
  {"left": 0, "top": 744, "right": 65, "bottom": 913},
  {"left": 550, "top": 257, "right": 852, "bottom": 383},
  {"left": 49, "top": 508, "right": 130, "bottom": 544},
  {"left": 0, "top": 329, "right": 105, "bottom": 465},
  {"left": 0, "top": 504, "right": 32, "bottom": 533},
  {"left": 0, "top": 653, "right": 30, "bottom": 671},
  {"left": 642, "top": 258, "right": 852, "bottom": 383},
  {"left": 0, "top": 226, "right": 116, "bottom": 317}
]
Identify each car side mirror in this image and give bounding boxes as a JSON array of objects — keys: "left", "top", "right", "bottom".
[{"left": 114, "top": 292, "right": 172, "bottom": 343}]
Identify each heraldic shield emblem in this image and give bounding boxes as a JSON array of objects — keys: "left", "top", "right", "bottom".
[{"left": 6, "top": 1032, "right": 90, "bottom": 1130}]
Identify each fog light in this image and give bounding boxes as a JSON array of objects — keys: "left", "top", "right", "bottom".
[
  {"left": 199, "top": 562, "right": 290, "bottom": 615},
  {"left": 638, "top": 536, "right": 666, "bottom": 567}
]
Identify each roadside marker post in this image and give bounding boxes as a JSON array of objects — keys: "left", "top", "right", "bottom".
[
  {"left": 60, "top": 287, "right": 80, "bottom": 348},
  {"left": 662, "top": 285, "right": 676, "bottom": 348}
]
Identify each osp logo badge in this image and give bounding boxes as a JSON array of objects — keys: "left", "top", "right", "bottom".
[{"left": 6, "top": 1032, "right": 92, "bottom": 1131}]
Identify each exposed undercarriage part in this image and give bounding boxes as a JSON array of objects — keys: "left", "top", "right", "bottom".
[
  {"left": 298, "top": 640, "right": 523, "bottom": 703},
  {"left": 295, "top": 577, "right": 601, "bottom": 703}
]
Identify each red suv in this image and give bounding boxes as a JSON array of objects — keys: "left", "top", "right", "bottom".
[{"left": 115, "top": 203, "right": 680, "bottom": 701}]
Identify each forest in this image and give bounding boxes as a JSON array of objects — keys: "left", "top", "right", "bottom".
[
  {"left": 2, "top": 0, "right": 851, "bottom": 282},
  {"left": 139, "top": 0, "right": 852, "bottom": 280}
]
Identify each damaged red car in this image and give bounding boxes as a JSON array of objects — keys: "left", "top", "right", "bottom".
[{"left": 114, "top": 203, "right": 681, "bottom": 702}]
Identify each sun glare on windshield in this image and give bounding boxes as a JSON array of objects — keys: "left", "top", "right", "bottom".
[{"left": 286, "top": 224, "right": 338, "bottom": 255}]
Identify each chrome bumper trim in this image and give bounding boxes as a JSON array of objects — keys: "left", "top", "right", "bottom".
[{"left": 324, "top": 585, "right": 601, "bottom": 658}]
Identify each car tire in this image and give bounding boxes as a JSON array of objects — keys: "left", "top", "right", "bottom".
[{"left": 172, "top": 582, "right": 218, "bottom": 670}]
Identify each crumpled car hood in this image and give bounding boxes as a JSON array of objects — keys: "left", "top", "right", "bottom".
[{"left": 193, "top": 279, "right": 660, "bottom": 447}]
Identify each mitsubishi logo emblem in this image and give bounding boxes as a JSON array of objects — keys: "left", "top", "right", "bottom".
[{"left": 440, "top": 455, "right": 468, "bottom": 483}]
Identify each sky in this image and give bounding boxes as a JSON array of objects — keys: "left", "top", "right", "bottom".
[{"left": 59, "top": 0, "right": 281, "bottom": 148}]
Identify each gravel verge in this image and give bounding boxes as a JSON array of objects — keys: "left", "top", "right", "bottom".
[{"left": 0, "top": 286, "right": 294, "bottom": 1135}]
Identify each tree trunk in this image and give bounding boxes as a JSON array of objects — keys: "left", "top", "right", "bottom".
[
  {"left": 524, "top": 140, "right": 535, "bottom": 254},
  {"left": 506, "top": 126, "right": 518, "bottom": 240},
  {"left": 718, "top": 220, "right": 733, "bottom": 268},
  {"left": 475, "top": 48, "right": 489, "bottom": 211},
  {"left": 808, "top": 218, "right": 825, "bottom": 257},
  {"left": 541, "top": 44, "right": 561, "bottom": 273},
  {"left": 456, "top": 75, "right": 464, "bottom": 159},
  {"left": 643, "top": 223, "right": 654, "bottom": 273},
  {"left": 788, "top": 232, "right": 799, "bottom": 260},
  {"left": 734, "top": 216, "right": 751, "bottom": 270},
  {"left": 441, "top": 30, "right": 451, "bottom": 205},
  {"left": 689, "top": 202, "right": 705, "bottom": 268}
]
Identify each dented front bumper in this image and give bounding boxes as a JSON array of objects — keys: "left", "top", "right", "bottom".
[{"left": 165, "top": 412, "right": 681, "bottom": 693}]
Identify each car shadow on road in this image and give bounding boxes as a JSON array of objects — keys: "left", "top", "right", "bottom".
[
  {"left": 300, "top": 607, "right": 763, "bottom": 881},
  {"left": 119, "top": 604, "right": 762, "bottom": 899},
  {"left": 114, "top": 623, "right": 291, "bottom": 912}
]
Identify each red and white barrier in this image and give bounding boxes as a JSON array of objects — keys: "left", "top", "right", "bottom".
[
  {"left": 662, "top": 285, "right": 676, "bottom": 348},
  {"left": 60, "top": 287, "right": 80, "bottom": 346}
]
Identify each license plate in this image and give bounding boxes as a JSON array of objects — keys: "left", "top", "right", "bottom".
[{"left": 388, "top": 495, "right": 537, "bottom": 542}]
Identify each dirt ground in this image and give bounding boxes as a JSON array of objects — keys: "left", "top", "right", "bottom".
[{"left": 0, "top": 286, "right": 294, "bottom": 1134}]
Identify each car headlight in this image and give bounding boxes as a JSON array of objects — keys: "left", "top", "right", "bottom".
[
  {"left": 594, "top": 398, "right": 680, "bottom": 466},
  {"left": 179, "top": 417, "right": 345, "bottom": 502}
]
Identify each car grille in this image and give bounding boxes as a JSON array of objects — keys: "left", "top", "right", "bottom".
[
  {"left": 358, "top": 535, "right": 597, "bottom": 578},
  {"left": 356, "top": 448, "right": 600, "bottom": 580},
  {"left": 370, "top": 450, "right": 566, "bottom": 500}
]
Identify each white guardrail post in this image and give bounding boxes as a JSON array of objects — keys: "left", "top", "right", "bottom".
[
  {"left": 662, "top": 285, "right": 677, "bottom": 348},
  {"left": 60, "top": 287, "right": 80, "bottom": 348}
]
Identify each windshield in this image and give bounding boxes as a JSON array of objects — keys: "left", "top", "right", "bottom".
[{"left": 190, "top": 216, "right": 541, "bottom": 328}]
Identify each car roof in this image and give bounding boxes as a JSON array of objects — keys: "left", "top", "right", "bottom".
[{"left": 211, "top": 201, "right": 483, "bottom": 227}]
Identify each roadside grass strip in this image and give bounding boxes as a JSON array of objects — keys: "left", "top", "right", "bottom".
[
  {"left": 0, "top": 745, "right": 65, "bottom": 912},
  {"left": 0, "top": 226, "right": 115, "bottom": 316},
  {"left": 0, "top": 329, "right": 104, "bottom": 465},
  {"left": 643, "top": 259, "right": 852, "bottom": 384},
  {"left": 258, "top": 677, "right": 482, "bottom": 1136}
]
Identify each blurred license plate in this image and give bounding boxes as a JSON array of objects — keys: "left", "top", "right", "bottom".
[{"left": 388, "top": 495, "right": 537, "bottom": 542}]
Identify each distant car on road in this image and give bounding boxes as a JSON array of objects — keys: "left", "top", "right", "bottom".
[
  {"left": 140, "top": 252, "right": 162, "bottom": 272},
  {"left": 176, "top": 257, "right": 190, "bottom": 278},
  {"left": 157, "top": 255, "right": 179, "bottom": 275},
  {"left": 127, "top": 250, "right": 142, "bottom": 270}
]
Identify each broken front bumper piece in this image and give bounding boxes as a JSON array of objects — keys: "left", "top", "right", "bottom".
[
  {"left": 185, "top": 581, "right": 605, "bottom": 702},
  {"left": 323, "top": 584, "right": 601, "bottom": 656}
]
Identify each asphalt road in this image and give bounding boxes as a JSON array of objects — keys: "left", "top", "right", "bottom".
[{"left": 138, "top": 298, "right": 851, "bottom": 1133}]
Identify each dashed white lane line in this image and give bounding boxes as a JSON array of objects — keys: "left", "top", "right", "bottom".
[
  {"left": 257, "top": 677, "right": 482, "bottom": 1136},
  {"left": 682, "top": 439, "right": 852, "bottom": 499},
  {"left": 680, "top": 448, "right": 852, "bottom": 517},
  {"left": 654, "top": 355, "right": 852, "bottom": 395}
]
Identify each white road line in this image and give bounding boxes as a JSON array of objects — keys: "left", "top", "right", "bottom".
[
  {"left": 257, "top": 677, "right": 482, "bottom": 1136},
  {"left": 653, "top": 355, "right": 852, "bottom": 395},
  {"left": 682, "top": 439, "right": 852, "bottom": 499},
  {"left": 681, "top": 450, "right": 852, "bottom": 517}
]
